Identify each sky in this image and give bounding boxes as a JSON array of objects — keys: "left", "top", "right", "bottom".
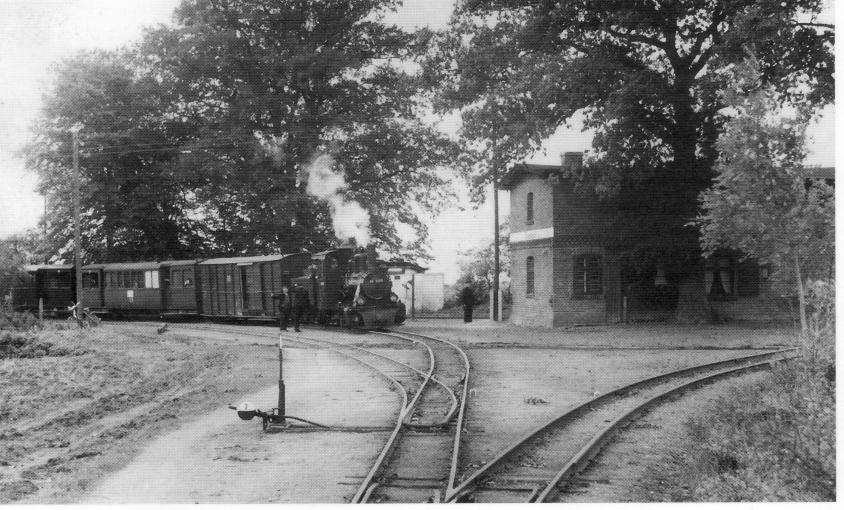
[{"left": 0, "top": 0, "right": 836, "bottom": 283}]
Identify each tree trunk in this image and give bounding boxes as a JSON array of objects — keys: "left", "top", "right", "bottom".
[
  {"left": 675, "top": 270, "right": 714, "bottom": 324},
  {"left": 794, "top": 252, "right": 808, "bottom": 334}
]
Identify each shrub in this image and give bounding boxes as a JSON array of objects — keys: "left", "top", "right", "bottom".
[
  {"left": 0, "top": 305, "right": 40, "bottom": 332},
  {"left": 679, "top": 279, "right": 835, "bottom": 501}
]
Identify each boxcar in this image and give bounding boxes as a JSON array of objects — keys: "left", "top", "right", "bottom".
[
  {"left": 102, "top": 261, "right": 164, "bottom": 314},
  {"left": 197, "top": 253, "right": 311, "bottom": 318},
  {"left": 160, "top": 260, "right": 200, "bottom": 318}
]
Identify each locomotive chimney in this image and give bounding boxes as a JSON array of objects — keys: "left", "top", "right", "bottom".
[
  {"left": 340, "top": 237, "right": 357, "bottom": 249},
  {"left": 365, "top": 244, "right": 377, "bottom": 271}
]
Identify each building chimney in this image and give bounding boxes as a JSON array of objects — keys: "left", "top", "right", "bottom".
[{"left": 562, "top": 152, "right": 583, "bottom": 172}]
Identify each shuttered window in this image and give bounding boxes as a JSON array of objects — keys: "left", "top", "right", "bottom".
[
  {"left": 526, "top": 192, "right": 534, "bottom": 224},
  {"left": 526, "top": 256, "right": 535, "bottom": 297},
  {"left": 573, "top": 255, "right": 602, "bottom": 296}
]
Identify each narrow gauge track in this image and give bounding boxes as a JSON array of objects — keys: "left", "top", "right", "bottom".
[
  {"left": 446, "top": 347, "right": 796, "bottom": 503},
  {"left": 159, "top": 323, "right": 470, "bottom": 503}
]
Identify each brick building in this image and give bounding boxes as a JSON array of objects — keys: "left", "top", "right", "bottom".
[{"left": 502, "top": 152, "right": 831, "bottom": 328}]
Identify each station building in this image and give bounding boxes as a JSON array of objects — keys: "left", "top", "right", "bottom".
[{"left": 502, "top": 152, "right": 833, "bottom": 328}]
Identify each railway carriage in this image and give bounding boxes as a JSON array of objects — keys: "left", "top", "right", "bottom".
[
  {"left": 197, "top": 253, "right": 311, "bottom": 319},
  {"left": 160, "top": 259, "right": 201, "bottom": 318},
  {"left": 8, "top": 265, "right": 75, "bottom": 315},
  {"left": 102, "top": 262, "right": 165, "bottom": 315}
]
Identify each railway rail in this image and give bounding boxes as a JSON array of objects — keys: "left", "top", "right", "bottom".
[
  {"left": 135, "top": 322, "right": 792, "bottom": 504},
  {"left": 446, "top": 347, "right": 796, "bottom": 503},
  {"left": 161, "top": 323, "right": 471, "bottom": 503}
]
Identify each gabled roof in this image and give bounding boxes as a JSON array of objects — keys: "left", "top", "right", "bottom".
[
  {"left": 498, "top": 163, "right": 562, "bottom": 190},
  {"left": 386, "top": 261, "right": 427, "bottom": 273},
  {"left": 806, "top": 166, "right": 835, "bottom": 180}
]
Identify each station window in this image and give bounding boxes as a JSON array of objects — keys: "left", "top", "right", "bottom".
[
  {"left": 526, "top": 192, "right": 534, "bottom": 225},
  {"left": 526, "top": 256, "right": 535, "bottom": 297},
  {"left": 705, "top": 257, "right": 760, "bottom": 299},
  {"left": 573, "top": 255, "right": 602, "bottom": 297}
]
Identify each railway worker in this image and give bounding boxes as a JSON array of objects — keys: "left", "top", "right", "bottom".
[
  {"left": 291, "top": 283, "right": 310, "bottom": 332},
  {"left": 461, "top": 286, "right": 475, "bottom": 323},
  {"left": 274, "top": 286, "right": 292, "bottom": 331}
]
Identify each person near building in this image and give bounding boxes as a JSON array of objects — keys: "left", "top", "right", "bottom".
[
  {"left": 291, "top": 283, "right": 310, "bottom": 332},
  {"left": 461, "top": 286, "right": 475, "bottom": 323}
]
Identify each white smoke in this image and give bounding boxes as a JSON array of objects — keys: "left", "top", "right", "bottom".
[{"left": 305, "top": 154, "right": 371, "bottom": 245}]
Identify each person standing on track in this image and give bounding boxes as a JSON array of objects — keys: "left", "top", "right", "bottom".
[
  {"left": 291, "top": 283, "right": 310, "bottom": 332},
  {"left": 273, "top": 285, "right": 292, "bottom": 331},
  {"left": 461, "top": 286, "right": 475, "bottom": 323}
]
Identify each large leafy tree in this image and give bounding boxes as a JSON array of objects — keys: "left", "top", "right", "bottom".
[
  {"left": 140, "top": 0, "right": 458, "bottom": 258},
  {"left": 26, "top": 51, "right": 204, "bottom": 262},
  {"left": 698, "top": 63, "right": 834, "bottom": 333},
  {"left": 425, "top": 0, "right": 833, "bottom": 319}
]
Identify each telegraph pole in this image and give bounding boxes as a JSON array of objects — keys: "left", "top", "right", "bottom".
[
  {"left": 492, "top": 166, "right": 500, "bottom": 321},
  {"left": 73, "top": 129, "right": 82, "bottom": 307}
]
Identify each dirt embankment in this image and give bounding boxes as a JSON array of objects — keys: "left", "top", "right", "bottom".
[{"left": 0, "top": 322, "right": 280, "bottom": 503}]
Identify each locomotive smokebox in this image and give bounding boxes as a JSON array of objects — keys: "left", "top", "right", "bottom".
[{"left": 365, "top": 244, "right": 377, "bottom": 271}]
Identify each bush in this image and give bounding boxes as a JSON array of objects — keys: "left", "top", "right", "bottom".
[
  {"left": 0, "top": 305, "right": 40, "bottom": 332},
  {"left": 678, "top": 279, "right": 835, "bottom": 501}
]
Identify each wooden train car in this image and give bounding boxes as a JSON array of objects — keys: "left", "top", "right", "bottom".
[
  {"left": 160, "top": 260, "right": 201, "bottom": 318},
  {"left": 101, "top": 261, "right": 165, "bottom": 315},
  {"left": 81, "top": 264, "right": 107, "bottom": 311},
  {"left": 10, "top": 265, "right": 76, "bottom": 315},
  {"left": 197, "top": 253, "right": 311, "bottom": 318}
]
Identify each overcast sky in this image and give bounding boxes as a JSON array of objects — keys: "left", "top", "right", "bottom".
[{"left": 0, "top": 0, "right": 836, "bottom": 283}]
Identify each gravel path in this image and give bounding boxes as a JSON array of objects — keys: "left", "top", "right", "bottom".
[{"left": 81, "top": 345, "right": 400, "bottom": 503}]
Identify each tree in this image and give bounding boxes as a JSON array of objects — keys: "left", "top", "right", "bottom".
[
  {"left": 697, "top": 62, "right": 834, "bottom": 333},
  {"left": 25, "top": 50, "right": 206, "bottom": 262},
  {"left": 425, "top": 0, "right": 833, "bottom": 320},
  {"left": 453, "top": 224, "right": 510, "bottom": 304},
  {"left": 139, "top": 0, "right": 459, "bottom": 258}
]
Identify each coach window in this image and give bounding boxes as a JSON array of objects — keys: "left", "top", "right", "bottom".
[
  {"left": 573, "top": 255, "right": 602, "bottom": 297},
  {"left": 82, "top": 272, "right": 99, "bottom": 288},
  {"left": 526, "top": 256, "right": 535, "bottom": 297},
  {"left": 143, "top": 270, "right": 160, "bottom": 289},
  {"left": 526, "top": 192, "right": 534, "bottom": 225}
]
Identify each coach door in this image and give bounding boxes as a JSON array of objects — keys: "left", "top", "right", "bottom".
[{"left": 238, "top": 264, "right": 250, "bottom": 315}]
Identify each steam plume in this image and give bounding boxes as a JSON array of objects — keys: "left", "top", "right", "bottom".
[{"left": 305, "top": 154, "right": 371, "bottom": 245}]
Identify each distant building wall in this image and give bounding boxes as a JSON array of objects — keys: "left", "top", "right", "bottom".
[{"left": 412, "top": 273, "right": 444, "bottom": 312}]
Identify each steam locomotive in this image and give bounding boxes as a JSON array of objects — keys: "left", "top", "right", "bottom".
[{"left": 6, "top": 244, "right": 406, "bottom": 329}]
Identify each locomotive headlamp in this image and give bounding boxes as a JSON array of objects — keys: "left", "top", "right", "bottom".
[
  {"left": 389, "top": 293, "right": 398, "bottom": 303},
  {"left": 356, "top": 296, "right": 366, "bottom": 306}
]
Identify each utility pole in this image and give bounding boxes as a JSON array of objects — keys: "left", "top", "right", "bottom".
[
  {"left": 73, "top": 129, "right": 82, "bottom": 307},
  {"left": 492, "top": 166, "right": 500, "bottom": 321}
]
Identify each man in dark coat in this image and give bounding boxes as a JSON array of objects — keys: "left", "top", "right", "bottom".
[
  {"left": 273, "top": 286, "right": 292, "bottom": 331},
  {"left": 461, "top": 286, "right": 475, "bottom": 323},
  {"left": 291, "top": 283, "right": 310, "bottom": 332}
]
